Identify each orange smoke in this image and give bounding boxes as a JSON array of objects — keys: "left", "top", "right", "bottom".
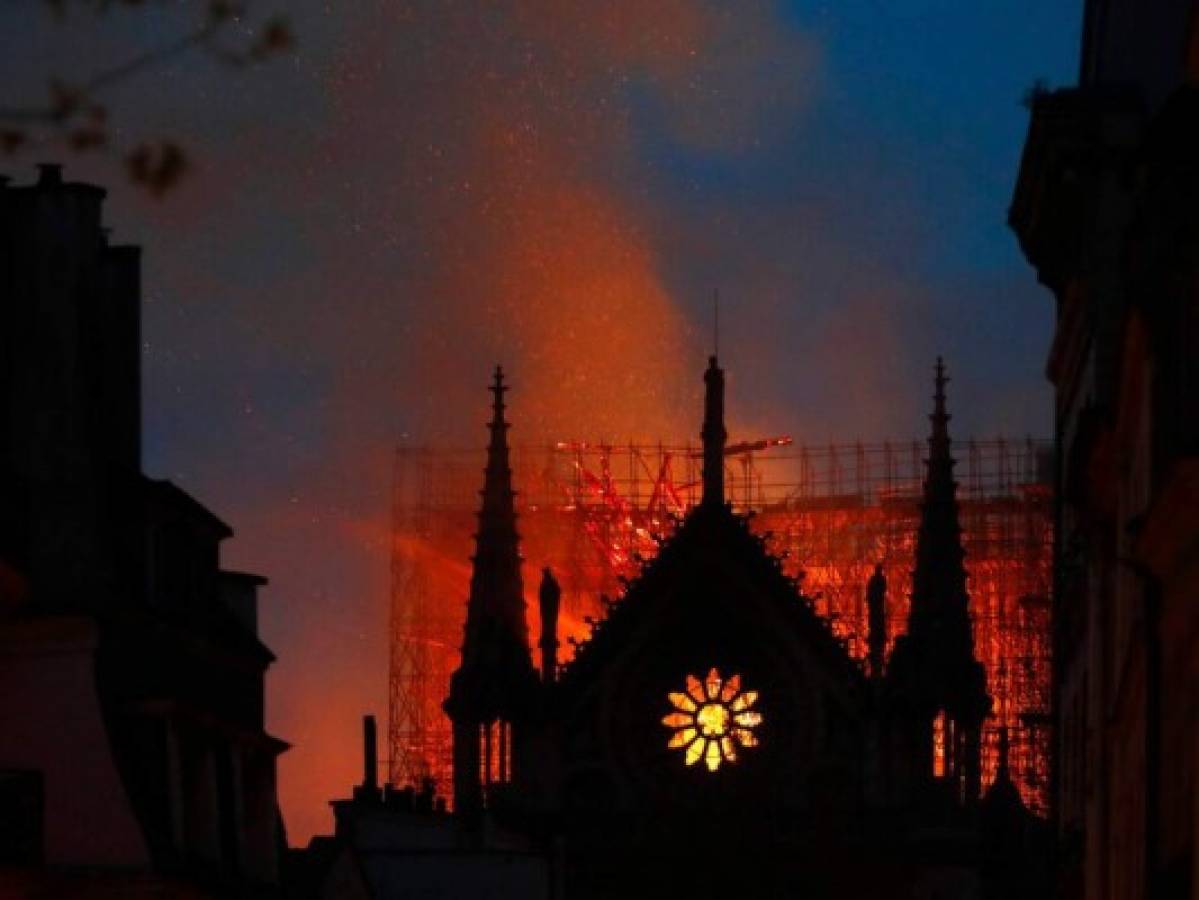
[
  {"left": 436, "top": 130, "right": 697, "bottom": 439},
  {"left": 264, "top": 0, "right": 818, "bottom": 843},
  {"left": 323, "top": 0, "right": 822, "bottom": 445}
]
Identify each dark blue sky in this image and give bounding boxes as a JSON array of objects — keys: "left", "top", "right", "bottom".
[
  {"left": 643, "top": 1, "right": 1080, "bottom": 437},
  {"left": 3, "top": 0, "right": 1081, "bottom": 839}
]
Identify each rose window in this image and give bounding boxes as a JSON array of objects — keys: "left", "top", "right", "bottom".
[{"left": 662, "top": 668, "right": 762, "bottom": 772}]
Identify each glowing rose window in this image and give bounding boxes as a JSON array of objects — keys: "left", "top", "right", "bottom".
[{"left": 662, "top": 668, "right": 762, "bottom": 772}]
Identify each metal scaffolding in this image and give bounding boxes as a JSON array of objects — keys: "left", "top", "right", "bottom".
[{"left": 389, "top": 437, "right": 1053, "bottom": 814}]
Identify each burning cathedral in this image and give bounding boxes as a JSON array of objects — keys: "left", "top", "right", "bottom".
[{"left": 441, "top": 357, "right": 1050, "bottom": 899}]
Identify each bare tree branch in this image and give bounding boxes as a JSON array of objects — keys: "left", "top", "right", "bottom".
[{"left": 0, "top": 1, "right": 293, "bottom": 194}]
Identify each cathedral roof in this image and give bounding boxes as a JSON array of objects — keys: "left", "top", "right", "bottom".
[
  {"left": 552, "top": 356, "right": 865, "bottom": 707},
  {"left": 554, "top": 500, "right": 867, "bottom": 701}
]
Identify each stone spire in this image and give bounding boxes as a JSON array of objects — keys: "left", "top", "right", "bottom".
[
  {"left": 446, "top": 367, "right": 536, "bottom": 818},
  {"left": 885, "top": 358, "right": 990, "bottom": 802},
  {"left": 982, "top": 725, "right": 1026, "bottom": 813},
  {"left": 448, "top": 367, "right": 533, "bottom": 718},
  {"left": 701, "top": 356, "right": 727, "bottom": 507},
  {"left": 908, "top": 357, "right": 972, "bottom": 642}
]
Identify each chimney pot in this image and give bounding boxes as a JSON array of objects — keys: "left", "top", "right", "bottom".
[
  {"left": 37, "top": 164, "right": 63, "bottom": 187},
  {"left": 363, "top": 715, "right": 378, "bottom": 791}
]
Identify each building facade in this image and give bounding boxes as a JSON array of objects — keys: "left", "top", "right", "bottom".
[
  {"left": 441, "top": 358, "right": 1048, "bottom": 900},
  {"left": 0, "top": 165, "right": 286, "bottom": 897},
  {"left": 1009, "top": 3, "right": 1199, "bottom": 897}
]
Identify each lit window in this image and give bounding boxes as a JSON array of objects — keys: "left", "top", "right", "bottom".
[
  {"left": 479, "top": 720, "right": 512, "bottom": 789},
  {"left": 663, "top": 668, "right": 762, "bottom": 772},
  {"left": 932, "top": 710, "right": 947, "bottom": 778}
]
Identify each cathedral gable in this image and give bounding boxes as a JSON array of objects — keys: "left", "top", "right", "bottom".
[{"left": 552, "top": 503, "right": 868, "bottom": 814}]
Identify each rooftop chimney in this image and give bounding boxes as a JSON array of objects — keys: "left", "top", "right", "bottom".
[
  {"left": 37, "top": 164, "right": 63, "bottom": 187},
  {"left": 363, "top": 715, "right": 378, "bottom": 791}
]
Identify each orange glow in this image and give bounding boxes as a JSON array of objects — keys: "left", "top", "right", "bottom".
[
  {"left": 932, "top": 711, "right": 947, "bottom": 778},
  {"left": 696, "top": 702, "right": 730, "bottom": 737},
  {"left": 390, "top": 438, "right": 1052, "bottom": 814},
  {"left": 257, "top": 0, "right": 822, "bottom": 843}
]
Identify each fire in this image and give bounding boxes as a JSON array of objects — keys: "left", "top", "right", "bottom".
[{"left": 390, "top": 438, "right": 1052, "bottom": 814}]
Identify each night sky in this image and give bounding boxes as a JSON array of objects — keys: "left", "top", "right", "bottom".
[{"left": 2, "top": 1, "right": 1079, "bottom": 842}]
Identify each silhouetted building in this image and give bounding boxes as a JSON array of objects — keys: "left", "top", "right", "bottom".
[
  {"left": 0, "top": 165, "right": 286, "bottom": 897},
  {"left": 1010, "top": 4, "right": 1199, "bottom": 898},
  {"left": 285, "top": 716, "right": 550, "bottom": 900},
  {"left": 435, "top": 358, "right": 1047, "bottom": 900}
]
